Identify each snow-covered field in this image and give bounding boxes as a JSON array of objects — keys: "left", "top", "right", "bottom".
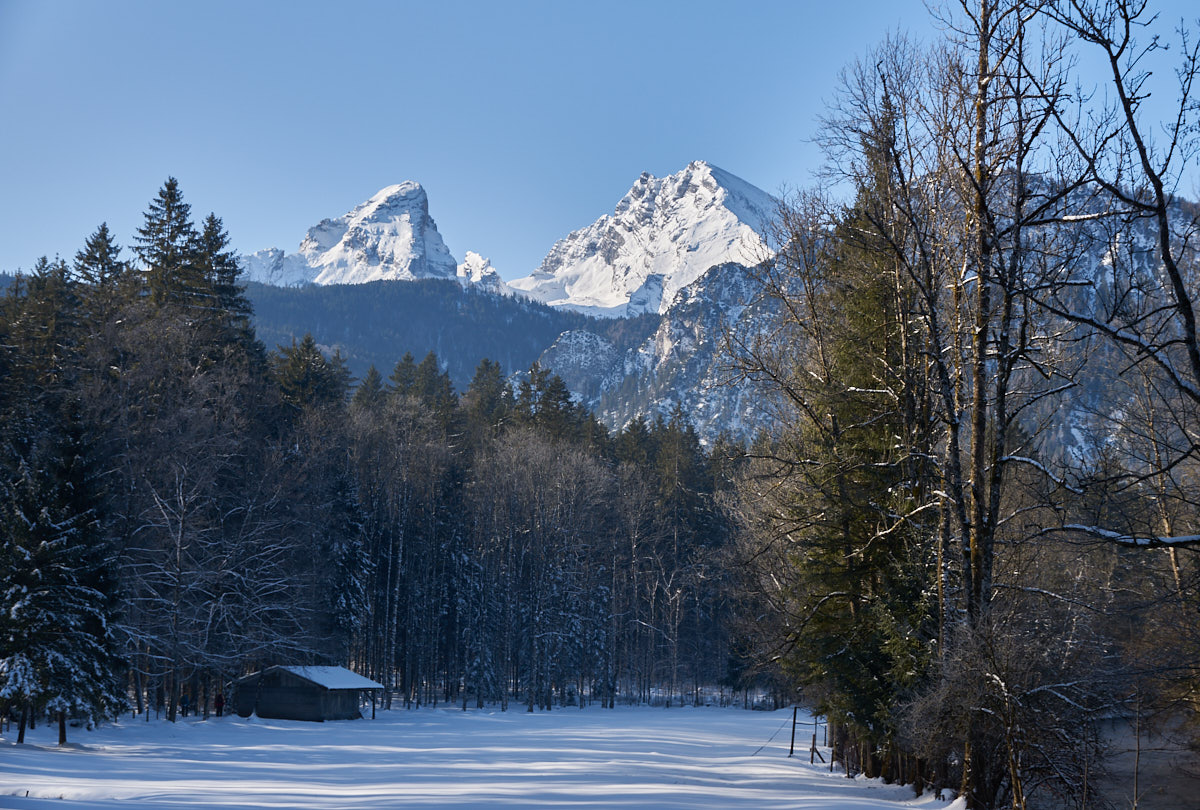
[{"left": 1, "top": 706, "right": 959, "bottom": 809}]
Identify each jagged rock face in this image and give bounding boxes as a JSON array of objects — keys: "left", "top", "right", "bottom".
[
  {"left": 242, "top": 182, "right": 458, "bottom": 286},
  {"left": 537, "top": 330, "right": 621, "bottom": 402},
  {"left": 602, "top": 262, "right": 780, "bottom": 441},
  {"left": 539, "top": 262, "right": 779, "bottom": 443},
  {"left": 456, "top": 251, "right": 512, "bottom": 296},
  {"left": 509, "top": 161, "right": 776, "bottom": 318},
  {"left": 541, "top": 187, "right": 1198, "bottom": 450}
]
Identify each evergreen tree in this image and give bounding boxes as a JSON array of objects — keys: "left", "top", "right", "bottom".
[
  {"left": 352, "top": 365, "right": 386, "bottom": 411},
  {"left": 615, "top": 416, "right": 654, "bottom": 467},
  {"left": 395, "top": 351, "right": 458, "bottom": 435},
  {"left": 462, "top": 358, "right": 512, "bottom": 442},
  {"left": 511, "top": 362, "right": 591, "bottom": 442},
  {"left": 195, "top": 213, "right": 253, "bottom": 329},
  {"left": 0, "top": 418, "right": 123, "bottom": 744},
  {"left": 514, "top": 362, "right": 551, "bottom": 422},
  {"left": 272, "top": 334, "right": 351, "bottom": 412},
  {"left": 311, "top": 467, "right": 371, "bottom": 662},
  {"left": 387, "top": 352, "right": 418, "bottom": 397},
  {"left": 413, "top": 351, "right": 455, "bottom": 411},
  {"left": 535, "top": 374, "right": 577, "bottom": 440},
  {"left": 73, "top": 223, "right": 126, "bottom": 289},
  {"left": 134, "top": 178, "right": 206, "bottom": 308},
  {"left": 732, "top": 171, "right": 938, "bottom": 777},
  {"left": 74, "top": 223, "right": 132, "bottom": 339},
  {"left": 5, "top": 257, "right": 81, "bottom": 393},
  {"left": 653, "top": 406, "right": 708, "bottom": 513},
  {"left": 706, "top": 432, "right": 746, "bottom": 491}
]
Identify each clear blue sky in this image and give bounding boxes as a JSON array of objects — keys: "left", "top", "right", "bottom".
[{"left": 0, "top": 1, "right": 1195, "bottom": 281}]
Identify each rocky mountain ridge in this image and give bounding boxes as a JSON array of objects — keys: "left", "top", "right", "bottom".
[
  {"left": 242, "top": 161, "right": 776, "bottom": 312},
  {"left": 242, "top": 182, "right": 459, "bottom": 287},
  {"left": 508, "top": 160, "right": 776, "bottom": 317},
  {"left": 239, "top": 162, "right": 783, "bottom": 442}
]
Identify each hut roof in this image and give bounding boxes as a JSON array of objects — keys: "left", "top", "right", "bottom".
[
  {"left": 280, "top": 666, "right": 383, "bottom": 690},
  {"left": 239, "top": 665, "right": 383, "bottom": 691}
]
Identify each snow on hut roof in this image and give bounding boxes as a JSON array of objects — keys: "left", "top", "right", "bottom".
[{"left": 279, "top": 666, "right": 383, "bottom": 690}]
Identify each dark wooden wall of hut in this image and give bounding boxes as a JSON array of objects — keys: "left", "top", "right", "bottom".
[{"left": 235, "top": 669, "right": 365, "bottom": 722}]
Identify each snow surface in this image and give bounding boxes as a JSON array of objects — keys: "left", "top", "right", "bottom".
[
  {"left": 277, "top": 665, "right": 383, "bottom": 690},
  {"left": 509, "top": 161, "right": 777, "bottom": 318},
  {"left": 0, "top": 706, "right": 960, "bottom": 809}
]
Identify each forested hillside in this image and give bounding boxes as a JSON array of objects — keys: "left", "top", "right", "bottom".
[
  {"left": 0, "top": 181, "right": 745, "bottom": 749},
  {"left": 246, "top": 279, "right": 660, "bottom": 388}
]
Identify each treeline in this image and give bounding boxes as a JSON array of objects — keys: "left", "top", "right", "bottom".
[{"left": 0, "top": 179, "right": 740, "bottom": 745}]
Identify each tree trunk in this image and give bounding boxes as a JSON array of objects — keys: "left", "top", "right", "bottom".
[
  {"left": 58, "top": 710, "right": 67, "bottom": 746},
  {"left": 964, "top": 4, "right": 995, "bottom": 808},
  {"left": 132, "top": 665, "right": 144, "bottom": 717},
  {"left": 167, "top": 670, "right": 178, "bottom": 722}
]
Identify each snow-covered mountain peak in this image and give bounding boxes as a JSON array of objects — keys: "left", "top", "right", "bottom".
[
  {"left": 615, "top": 161, "right": 774, "bottom": 236},
  {"left": 242, "top": 182, "right": 459, "bottom": 287},
  {"left": 508, "top": 161, "right": 776, "bottom": 318},
  {"left": 345, "top": 181, "right": 428, "bottom": 225},
  {"left": 457, "top": 251, "right": 512, "bottom": 296},
  {"left": 458, "top": 251, "right": 497, "bottom": 283}
]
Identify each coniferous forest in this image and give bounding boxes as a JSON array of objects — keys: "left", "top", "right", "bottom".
[
  {"left": 4, "top": 3, "right": 1200, "bottom": 809},
  {"left": 0, "top": 180, "right": 747, "bottom": 741}
]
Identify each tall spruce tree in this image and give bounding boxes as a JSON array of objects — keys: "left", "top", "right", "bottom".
[
  {"left": 134, "top": 178, "right": 207, "bottom": 308},
  {"left": 412, "top": 351, "right": 457, "bottom": 431},
  {"left": 731, "top": 156, "right": 938, "bottom": 779},
  {"left": 462, "top": 358, "right": 511, "bottom": 442},
  {"left": 352, "top": 365, "right": 386, "bottom": 411},
  {"left": 195, "top": 213, "right": 252, "bottom": 327},
  {"left": 0, "top": 411, "right": 123, "bottom": 744},
  {"left": 74, "top": 223, "right": 126, "bottom": 288},
  {"left": 74, "top": 223, "right": 131, "bottom": 338},
  {"left": 272, "top": 334, "right": 351, "bottom": 412},
  {"left": 387, "top": 352, "right": 418, "bottom": 396}
]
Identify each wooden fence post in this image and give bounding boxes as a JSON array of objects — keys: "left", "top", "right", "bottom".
[{"left": 789, "top": 706, "right": 798, "bottom": 757}]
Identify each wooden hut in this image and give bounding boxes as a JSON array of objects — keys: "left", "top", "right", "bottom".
[{"left": 235, "top": 666, "right": 383, "bottom": 722}]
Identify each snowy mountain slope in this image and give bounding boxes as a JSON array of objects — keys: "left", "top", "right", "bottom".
[
  {"left": 509, "top": 161, "right": 777, "bottom": 318},
  {"left": 239, "top": 168, "right": 1200, "bottom": 454},
  {"left": 242, "top": 182, "right": 459, "bottom": 286},
  {"left": 240, "top": 247, "right": 314, "bottom": 287}
]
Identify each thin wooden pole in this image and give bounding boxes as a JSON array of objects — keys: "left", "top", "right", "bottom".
[
  {"left": 812, "top": 718, "right": 825, "bottom": 765},
  {"left": 789, "top": 706, "right": 798, "bottom": 757}
]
